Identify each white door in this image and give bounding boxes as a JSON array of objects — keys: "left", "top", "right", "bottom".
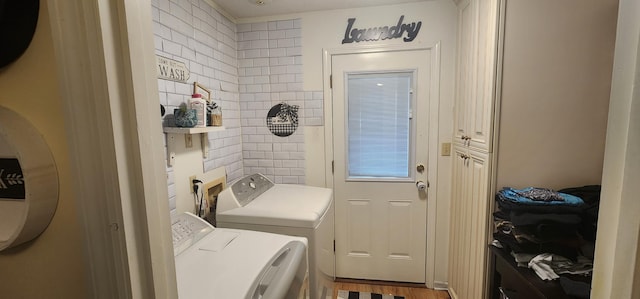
[{"left": 331, "top": 49, "right": 431, "bottom": 282}]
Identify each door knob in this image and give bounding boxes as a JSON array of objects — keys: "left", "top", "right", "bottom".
[{"left": 416, "top": 181, "right": 428, "bottom": 191}]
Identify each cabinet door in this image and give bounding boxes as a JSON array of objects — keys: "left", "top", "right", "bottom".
[
  {"left": 468, "top": 0, "right": 501, "bottom": 151},
  {"left": 452, "top": 0, "right": 477, "bottom": 146},
  {"left": 466, "top": 148, "right": 491, "bottom": 299},
  {"left": 448, "top": 145, "right": 469, "bottom": 299},
  {"left": 448, "top": 146, "right": 492, "bottom": 299},
  {"left": 453, "top": 0, "right": 502, "bottom": 151}
]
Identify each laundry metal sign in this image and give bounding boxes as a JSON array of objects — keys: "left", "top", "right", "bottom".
[
  {"left": 0, "top": 158, "right": 25, "bottom": 200},
  {"left": 156, "top": 55, "right": 190, "bottom": 82},
  {"left": 342, "top": 15, "right": 422, "bottom": 44}
]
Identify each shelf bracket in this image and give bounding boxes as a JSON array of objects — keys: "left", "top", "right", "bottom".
[
  {"left": 184, "top": 134, "right": 193, "bottom": 148},
  {"left": 162, "top": 126, "right": 225, "bottom": 167},
  {"left": 201, "top": 133, "right": 209, "bottom": 159},
  {"left": 167, "top": 134, "right": 176, "bottom": 167}
]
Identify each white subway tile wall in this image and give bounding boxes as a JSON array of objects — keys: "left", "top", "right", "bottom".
[
  {"left": 152, "top": 0, "right": 325, "bottom": 214},
  {"left": 152, "top": 0, "right": 243, "bottom": 216},
  {"left": 238, "top": 19, "right": 323, "bottom": 185}
]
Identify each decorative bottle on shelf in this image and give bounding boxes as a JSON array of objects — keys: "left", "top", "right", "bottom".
[
  {"left": 189, "top": 93, "right": 206, "bottom": 128},
  {"left": 212, "top": 105, "right": 222, "bottom": 127}
]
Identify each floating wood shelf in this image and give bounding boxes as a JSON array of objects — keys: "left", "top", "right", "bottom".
[{"left": 162, "top": 126, "right": 225, "bottom": 134}]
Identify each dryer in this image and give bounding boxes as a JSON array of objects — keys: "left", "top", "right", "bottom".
[
  {"left": 172, "top": 212, "right": 308, "bottom": 299},
  {"left": 217, "top": 173, "right": 334, "bottom": 299}
]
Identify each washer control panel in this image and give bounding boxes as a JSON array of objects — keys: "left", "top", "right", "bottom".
[
  {"left": 172, "top": 212, "right": 213, "bottom": 256},
  {"left": 230, "top": 173, "right": 274, "bottom": 207}
]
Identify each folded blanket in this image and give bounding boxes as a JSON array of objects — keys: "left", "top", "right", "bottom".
[
  {"left": 499, "top": 187, "right": 585, "bottom": 206},
  {"left": 515, "top": 187, "right": 565, "bottom": 202}
]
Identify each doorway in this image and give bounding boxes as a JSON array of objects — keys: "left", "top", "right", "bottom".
[{"left": 326, "top": 47, "right": 439, "bottom": 283}]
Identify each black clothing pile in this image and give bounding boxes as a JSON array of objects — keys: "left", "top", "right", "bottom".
[
  {"left": 492, "top": 185, "right": 602, "bottom": 298},
  {"left": 558, "top": 185, "right": 601, "bottom": 243}
]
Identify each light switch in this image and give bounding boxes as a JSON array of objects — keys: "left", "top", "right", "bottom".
[{"left": 441, "top": 142, "right": 451, "bottom": 156}]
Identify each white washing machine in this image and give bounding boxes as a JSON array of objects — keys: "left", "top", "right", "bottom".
[
  {"left": 172, "top": 212, "right": 308, "bottom": 299},
  {"left": 216, "top": 173, "right": 334, "bottom": 299}
]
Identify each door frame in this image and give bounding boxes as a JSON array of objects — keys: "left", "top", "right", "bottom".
[
  {"left": 48, "top": 0, "right": 176, "bottom": 298},
  {"left": 322, "top": 43, "right": 441, "bottom": 288}
]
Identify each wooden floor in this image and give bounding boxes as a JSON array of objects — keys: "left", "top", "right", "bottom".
[{"left": 333, "top": 279, "right": 451, "bottom": 299}]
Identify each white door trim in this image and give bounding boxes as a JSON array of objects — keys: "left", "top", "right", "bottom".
[
  {"left": 323, "top": 43, "right": 441, "bottom": 288},
  {"left": 48, "top": 0, "right": 176, "bottom": 298}
]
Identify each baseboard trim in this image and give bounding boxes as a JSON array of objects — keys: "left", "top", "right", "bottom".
[{"left": 433, "top": 280, "right": 449, "bottom": 291}]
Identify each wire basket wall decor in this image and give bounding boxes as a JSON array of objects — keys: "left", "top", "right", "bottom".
[{"left": 266, "top": 102, "right": 299, "bottom": 137}]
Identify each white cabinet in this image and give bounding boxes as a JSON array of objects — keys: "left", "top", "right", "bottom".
[
  {"left": 449, "top": 0, "right": 502, "bottom": 298},
  {"left": 448, "top": 146, "right": 492, "bottom": 299},
  {"left": 452, "top": 0, "right": 501, "bottom": 152},
  {"left": 448, "top": 0, "right": 615, "bottom": 298}
]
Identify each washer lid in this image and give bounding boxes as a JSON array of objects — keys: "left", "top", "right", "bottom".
[
  {"left": 217, "top": 184, "right": 333, "bottom": 228},
  {"left": 174, "top": 227, "right": 307, "bottom": 299}
]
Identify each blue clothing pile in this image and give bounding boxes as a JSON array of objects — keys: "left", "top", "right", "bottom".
[{"left": 496, "top": 187, "right": 585, "bottom": 214}]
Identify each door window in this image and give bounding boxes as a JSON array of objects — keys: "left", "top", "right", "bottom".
[{"left": 346, "top": 72, "right": 414, "bottom": 180}]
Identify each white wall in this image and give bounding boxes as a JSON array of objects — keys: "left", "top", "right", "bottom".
[
  {"left": 237, "top": 20, "right": 320, "bottom": 184},
  {"left": 151, "top": 0, "right": 243, "bottom": 215},
  {"left": 592, "top": 0, "right": 640, "bottom": 297}
]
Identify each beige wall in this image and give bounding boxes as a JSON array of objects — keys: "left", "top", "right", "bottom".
[
  {"left": 496, "top": 0, "right": 618, "bottom": 189},
  {"left": 592, "top": 0, "right": 640, "bottom": 296},
  {"left": 0, "top": 1, "right": 88, "bottom": 298}
]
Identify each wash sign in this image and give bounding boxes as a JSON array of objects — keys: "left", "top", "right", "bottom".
[
  {"left": 342, "top": 15, "right": 422, "bottom": 44},
  {"left": 156, "top": 55, "right": 190, "bottom": 82}
]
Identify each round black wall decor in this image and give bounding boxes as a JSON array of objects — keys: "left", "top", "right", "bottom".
[
  {"left": 266, "top": 103, "right": 299, "bottom": 137},
  {"left": 0, "top": 0, "right": 40, "bottom": 68}
]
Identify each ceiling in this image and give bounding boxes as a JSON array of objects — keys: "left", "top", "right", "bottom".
[{"left": 211, "top": 0, "right": 431, "bottom": 20}]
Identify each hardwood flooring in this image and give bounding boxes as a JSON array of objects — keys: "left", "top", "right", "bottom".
[{"left": 333, "top": 279, "right": 451, "bottom": 299}]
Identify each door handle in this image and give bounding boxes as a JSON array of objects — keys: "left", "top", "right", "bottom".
[{"left": 416, "top": 181, "right": 428, "bottom": 191}]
